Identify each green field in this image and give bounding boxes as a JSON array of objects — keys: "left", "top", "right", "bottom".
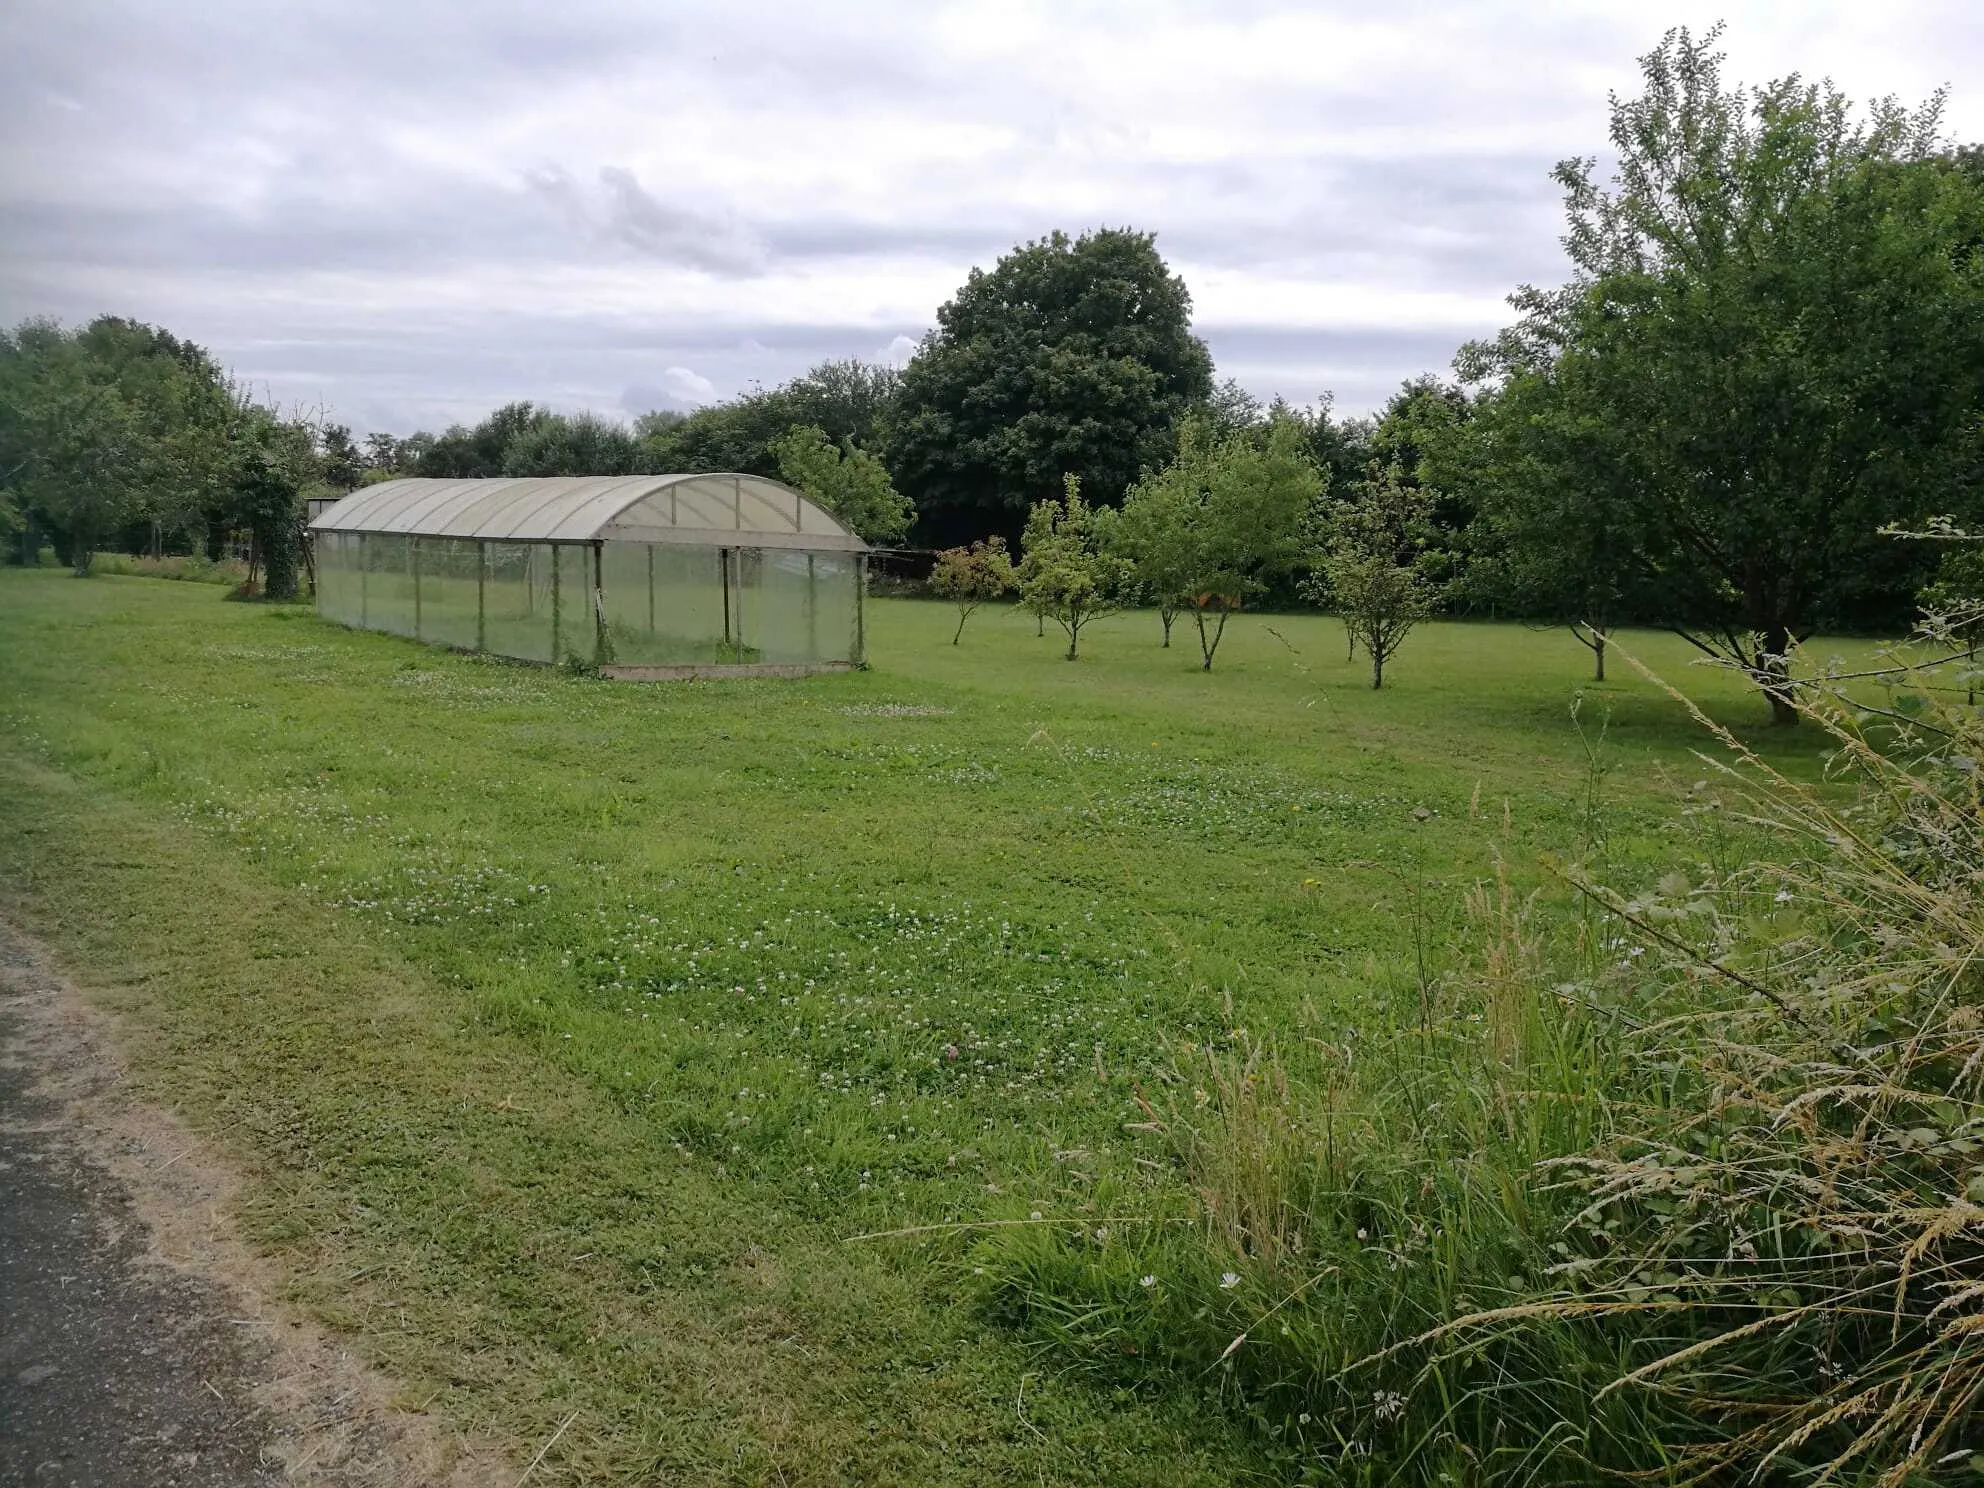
[{"left": 0, "top": 571, "right": 1875, "bottom": 1483}]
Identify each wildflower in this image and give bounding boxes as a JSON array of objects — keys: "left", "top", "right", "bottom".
[
  {"left": 1774, "top": 888, "right": 1794, "bottom": 904},
  {"left": 1373, "top": 1390, "right": 1406, "bottom": 1424},
  {"left": 1219, "top": 1271, "right": 1241, "bottom": 1289},
  {"left": 1140, "top": 1275, "right": 1157, "bottom": 1289}
]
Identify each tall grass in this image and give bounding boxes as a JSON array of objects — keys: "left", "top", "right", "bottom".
[
  {"left": 90, "top": 552, "right": 248, "bottom": 585},
  {"left": 976, "top": 625, "right": 1984, "bottom": 1483}
]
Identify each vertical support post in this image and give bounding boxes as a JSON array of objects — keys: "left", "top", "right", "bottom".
[
  {"left": 592, "top": 540, "right": 606, "bottom": 665},
  {"left": 412, "top": 538, "right": 423, "bottom": 640},
  {"left": 733, "top": 475, "right": 742, "bottom": 530},
  {"left": 360, "top": 536, "right": 368, "bottom": 628},
  {"left": 855, "top": 553, "right": 867, "bottom": 666},
  {"left": 476, "top": 541, "right": 487, "bottom": 652},
  {"left": 646, "top": 544, "right": 655, "bottom": 634},
  {"left": 720, "top": 547, "right": 733, "bottom": 660},
  {"left": 806, "top": 553, "right": 817, "bottom": 660},
  {"left": 551, "top": 544, "right": 562, "bottom": 661}
]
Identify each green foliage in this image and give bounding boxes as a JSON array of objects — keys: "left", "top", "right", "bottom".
[
  {"left": 232, "top": 415, "right": 310, "bottom": 600},
  {"left": 771, "top": 424, "right": 914, "bottom": 544},
  {"left": 0, "top": 316, "right": 242, "bottom": 573},
  {"left": 645, "top": 360, "right": 901, "bottom": 478},
  {"left": 1307, "top": 465, "right": 1440, "bottom": 689},
  {"left": 1103, "top": 412, "right": 1320, "bottom": 668},
  {"left": 413, "top": 401, "right": 550, "bottom": 478},
  {"left": 1369, "top": 377, "right": 1474, "bottom": 593},
  {"left": 927, "top": 536, "right": 1015, "bottom": 643},
  {"left": 887, "top": 228, "right": 1214, "bottom": 547},
  {"left": 499, "top": 410, "right": 643, "bottom": 477},
  {"left": 1016, "top": 475, "right": 1134, "bottom": 660},
  {"left": 317, "top": 422, "right": 363, "bottom": 490},
  {"left": 1460, "top": 26, "right": 1984, "bottom": 723}
]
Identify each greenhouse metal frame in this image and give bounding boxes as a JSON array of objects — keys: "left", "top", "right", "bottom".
[{"left": 309, "top": 474, "right": 868, "bottom": 678}]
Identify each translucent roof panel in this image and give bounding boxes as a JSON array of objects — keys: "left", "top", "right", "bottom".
[{"left": 309, "top": 474, "right": 867, "bottom": 552}]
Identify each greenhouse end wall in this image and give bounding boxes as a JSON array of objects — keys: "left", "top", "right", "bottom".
[{"left": 315, "top": 533, "right": 864, "bottom": 673}]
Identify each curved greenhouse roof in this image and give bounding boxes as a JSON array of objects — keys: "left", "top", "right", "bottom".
[{"left": 309, "top": 473, "right": 866, "bottom": 552}]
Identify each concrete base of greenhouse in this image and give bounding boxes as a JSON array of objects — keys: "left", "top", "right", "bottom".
[{"left": 599, "top": 661, "right": 861, "bottom": 681}]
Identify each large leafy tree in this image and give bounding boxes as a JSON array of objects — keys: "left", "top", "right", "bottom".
[
  {"left": 886, "top": 228, "right": 1214, "bottom": 547},
  {"left": 771, "top": 424, "right": 913, "bottom": 544},
  {"left": 1102, "top": 412, "right": 1320, "bottom": 668},
  {"left": 1461, "top": 27, "right": 1984, "bottom": 722},
  {"left": 0, "top": 321, "right": 151, "bottom": 573}
]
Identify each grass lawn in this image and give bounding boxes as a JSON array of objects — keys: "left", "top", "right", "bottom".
[{"left": 0, "top": 570, "right": 1881, "bottom": 1483}]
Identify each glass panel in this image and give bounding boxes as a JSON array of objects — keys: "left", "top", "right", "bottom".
[
  {"left": 742, "top": 547, "right": 815, "bottom": 663},
  {"left": 599, "top": 542, "right": 732, "bottom": 664},
  {"left": 483, "top": 541, "right": 555, "bottom": 663},
  {"left": 810, "top": 550, "right": 860, "bottom": 664},
  {"left": 315, "top": 532, "right": 360, "bottom": 626},
  {"left": 555, "top": 545, "right": 595, "bottom": 665},
  {"left": 363, "top": 534, "right": 417, "bottom": 638},
  {"left": 416, "top": 537, "right": 481, "bottom": 651}
]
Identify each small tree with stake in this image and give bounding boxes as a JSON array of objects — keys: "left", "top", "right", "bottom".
[
  {"left": 928, "top": 536, "right": 1015, "bottom": 644},
  {"left": 1307, "top": 464, "right": 1439, "bottom": 689},
  {"left": 1017, "top": 475, "right": 1131, "bottom": 661}
]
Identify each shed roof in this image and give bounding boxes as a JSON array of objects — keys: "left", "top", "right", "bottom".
[{"left": 308, "top": 474, "right": 866, "bottom": 552}]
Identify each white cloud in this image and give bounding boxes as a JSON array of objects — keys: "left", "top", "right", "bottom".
[{"left": 660, "top": 366, "right": 717, "bottom": 406}]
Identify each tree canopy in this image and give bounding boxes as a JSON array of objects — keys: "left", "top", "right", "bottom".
[
  {"left": 886, "top": 228, "right": 1214, "bottom": 548},
  {"left": 771, "top": 424, "right": 914, "bottom": 545},
  {"left": 1458, "top": 26, "right": 1984, "bottom": 721},
  {"left": 1101, "top": 411, "right": 1321, "bottom": 667}
]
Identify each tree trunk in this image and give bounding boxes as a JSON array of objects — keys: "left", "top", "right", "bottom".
[
  {"left": 1759, "top": 625, "right": 1798, "bottom": 726},
  {"left": 1160, "top": 608, "right": 1174, "bottom": 647},
  {"left": 66, "top": 519, "right": 94, "bottom": 576},
  {"left": 952, "top": 608, "right": 968, "bottom": 644},
  {"left": 1345, "top": 622, "right": 1357, "bottom": 662},
  {"left": 1592, "top": 630, "right": 1605, "bottom": 682},
  {"left": 1371, "top": 647, "right": 1384, "bottom": 689},
  {"left": 1197, "top": 609, "right": 1229, "bottom": 671}
]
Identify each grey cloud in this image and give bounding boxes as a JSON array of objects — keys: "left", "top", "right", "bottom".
[
  {"left": 594, "top": 168, "right": 766, "bottom": 276},
  {"left": 3, "top": 0, "right": 1975, "bottom": 434}
]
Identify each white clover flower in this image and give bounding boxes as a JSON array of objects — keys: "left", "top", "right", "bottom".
[
  {"left": 1219, "top": 1271, "right": 1242, "bottom": 1289},
  {"left": 1139, "top": 1275, "right": 1157, "bottom": 1289}
]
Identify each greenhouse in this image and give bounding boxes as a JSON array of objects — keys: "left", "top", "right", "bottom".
[{"left": 309, "top": 474, "right": 868, "bottom": 677}]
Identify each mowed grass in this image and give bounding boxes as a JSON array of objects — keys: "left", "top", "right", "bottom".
[{"left": 0, "top": 571, "right": 1879, "bottom": 1482}]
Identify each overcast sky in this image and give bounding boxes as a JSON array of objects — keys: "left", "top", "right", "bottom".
[{"left": 3, "top": 1, "right": 1980, "bottom": 436}]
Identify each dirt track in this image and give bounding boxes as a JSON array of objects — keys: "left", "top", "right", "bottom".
[{"left": 0, "top": 925, "right": 503, "bottom": 1487}]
